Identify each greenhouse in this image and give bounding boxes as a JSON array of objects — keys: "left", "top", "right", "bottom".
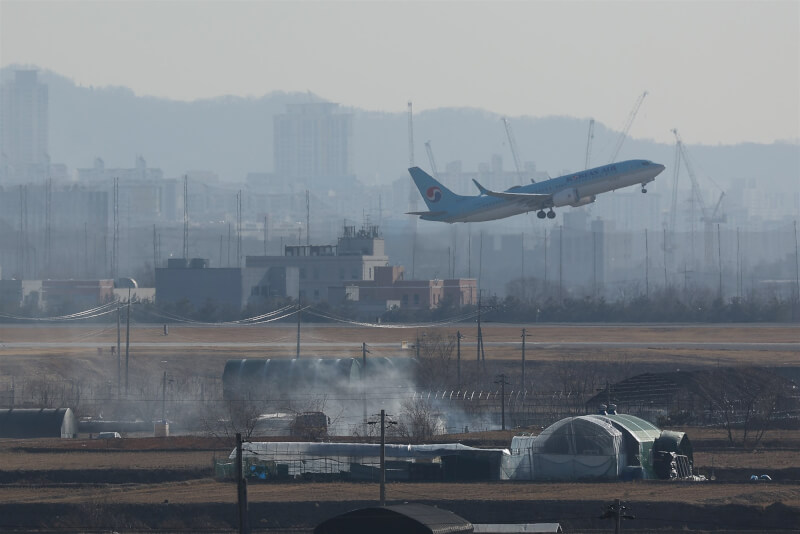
[
  {"left": 221, "top": 441, "right": 508, "bottom": 482},
  {"left": 504, "top": 416, "right": 625, "bottom": 481},
  {"left": 504, "top": 413, "right": 694, "bottom": 481}
]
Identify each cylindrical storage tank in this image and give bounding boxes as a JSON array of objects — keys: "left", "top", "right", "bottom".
[{"left": 222, "top": 358, "right": 361, "bottom": 401}]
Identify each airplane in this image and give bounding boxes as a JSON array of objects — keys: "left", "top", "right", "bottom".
[{"left": 408, "top": 159, "right": 665, "bottom": 223}]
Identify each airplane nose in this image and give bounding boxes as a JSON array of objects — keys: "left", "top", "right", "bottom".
[{"left": 655, "top": 164, "right": 666, "bottom": 173}]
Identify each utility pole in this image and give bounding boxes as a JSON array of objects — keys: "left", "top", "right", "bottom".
[
  {"left": 478, "top": 231, "right": 484, "bottom": 288},
  {"left": 476, "top": 292, "right": 485, "bottom": 381},
  {"left": 737, "top": 227, "right": 741, "bottom": 299},
  {"left": 521, "top": 329, "right": 527, "bottom": 389},
  {"left": 663, "top": 227, "right": 668, "bottom": 289},
  {"left": 183, "top": 175, "right": 189, "bottom": 260},
  {"left": 362, "top": 342, "right": 369, "bottom": 430},
  {"left": 600, "top": 499, "right": 634, "bottom": 533},
  {"left": 305, "top": 190, "right": 310, "bottom": 245},
  {"left": 235, "top": 432, "right": 249, "bottom": 534},
  {"left": 494, "top": 374, "right": 510, "bottom": 431},
  {"left": 152, "top": 224, "right": 157, "bottom": 269},
  {"left": 116, "top": 303, "right": 121, "bottom": 399},
  {"left": 161, "top": 370, "right": 167, "bottom": 422},
  {"left": 543, "top": 228, "right": 548, "bottom": 289},
  {"left": 379, "top": 409, "right": 386, "bottom": 506},
  {"left": 263, "top": 216, "right": 267, "bottom": 255},
  {"left": 717, "top": 223, "right": 723, "bottom": 299},
  {"left": 520, "top": 232, "right": 525, "bottom": 302},
  {"left": 295, "top": 299, "right": 301, "bottom": 359},
  {"left": 124, "top": 288, "right": 131, "bottom": 396},
  {"left": 558, "top": 225, "right": 563, "bottom": 302},
  {"left": 367, "top": 410, "right": 397, "bottom": 506},
  {"left": 645, "top": 228, "right": 649, "bottom": 298},
  {"left": 794, "top": 220, "right": 799, "bottom": 318},
  {"left": 456, "top": 331, "right": 462, "bottom": 390}
]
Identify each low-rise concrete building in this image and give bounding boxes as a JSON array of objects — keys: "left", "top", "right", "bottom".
[
  {"left": 246, "top": 225, "right": 389, "bottom": 303},
  {"left": 330, "top": 266, "right": 477, "bottom": 313}
]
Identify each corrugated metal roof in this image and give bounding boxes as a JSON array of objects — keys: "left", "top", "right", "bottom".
[{"left": 588, "top": 413, "right": 661, "bottom": 442}]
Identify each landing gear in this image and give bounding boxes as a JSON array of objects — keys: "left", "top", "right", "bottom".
[
  {"left": 537, "top": 210, "right": 546, "bottom": 219},
  {"left": 641, "top": 184, "right": 648, "bottom": 193},
  {"left": 546, "top": 209, "right": 556, "bottom": 219}
]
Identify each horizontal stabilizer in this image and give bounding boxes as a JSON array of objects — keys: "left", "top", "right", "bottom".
[
  {"left": 472, "top": 179, "right": 551, "bottom": 211},
  {"left": 407, "top": 211, "right": 446, "bottom": 216}
]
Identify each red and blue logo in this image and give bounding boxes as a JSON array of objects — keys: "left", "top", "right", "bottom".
[{"left": 426, "top": 186, "right": 442, "bottom": 203}]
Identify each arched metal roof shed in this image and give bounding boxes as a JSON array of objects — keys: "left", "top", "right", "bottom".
[
  {"left": 0, "top": 408, "right": 77, "bottom": 438},
  {"left": 314, "top": 503, "right": 473, "bottom": 534}
]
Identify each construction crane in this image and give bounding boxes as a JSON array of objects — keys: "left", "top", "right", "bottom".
[
  {"left": 608, "top": 91, "right": 648, "bottom": 163},
  {"left": 424, "top": 140, "right": 440, "bottom": 179},
  {"left": 584, "top": 118, "right": 595, "bottom": 170},
  {"left": 407, "top": 101, "right": 415, "bottom": 168},
  {"left": 502, "top": 117, "right": 530, "bottom": 183},
  {"left": 666, "top": 137, "right": 682, "bottom": 254},
  {"left": 672, "top": 128, "right": 726, "bottom": 269}
]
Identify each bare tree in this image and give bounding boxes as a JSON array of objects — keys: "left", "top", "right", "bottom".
[
  {"left": 704, "top": 368, "right": 783, "bottom": 450},
  {"left": 416, "top": 331, "right": 457, "bottom": 390},
  {"left": 395, "top": 397, "right": 443, "bottom": 443}
]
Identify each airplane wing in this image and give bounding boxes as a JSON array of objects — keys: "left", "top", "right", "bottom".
[{"left": 472, "top": 179, "right": 551, "bottom": 211}]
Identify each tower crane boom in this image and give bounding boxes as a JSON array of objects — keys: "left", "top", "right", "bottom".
[
  {"left": 585, "top": 118, "right": 595, "bottom": 170},
  {"left": 424, "top": 140, "right": 440, "bottom": 179},
  {"left": 502, "top": 117, "right": 530, "bottom": 183},
  {"left": 609, "top": 91, "right": 648, "bottom": 163}
]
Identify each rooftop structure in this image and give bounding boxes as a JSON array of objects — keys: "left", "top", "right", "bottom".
[{"left": 246, "top": 225, "right": 388, "bottom": 303}]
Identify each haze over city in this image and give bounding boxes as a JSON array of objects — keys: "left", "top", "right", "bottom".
[{"left": 2, "top": 0, "right": 798, "bottom": 146}]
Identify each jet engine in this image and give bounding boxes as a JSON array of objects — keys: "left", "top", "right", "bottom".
[{"left": 552, "top": 188, "right": 596, "bottom": 207}]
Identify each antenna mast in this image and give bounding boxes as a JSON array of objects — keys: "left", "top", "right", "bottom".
[
  {"left": 182, "top": 175, "right": 189, "bottom": 260},
  {"left": 306, "top": 190, "right": 310, "bottom": 245}
]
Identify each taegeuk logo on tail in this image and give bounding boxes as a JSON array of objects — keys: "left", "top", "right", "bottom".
[{"left": 426, "top": 186, "right": 442, "bottom": 203}]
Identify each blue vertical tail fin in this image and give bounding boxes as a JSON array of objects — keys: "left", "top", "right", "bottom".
[{"left": 408, "top": 167, "right": 462, "bottom": 211}]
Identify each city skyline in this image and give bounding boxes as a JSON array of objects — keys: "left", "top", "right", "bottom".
[{"left": 1, "top": 1, "right": 798, "bottom": 146}]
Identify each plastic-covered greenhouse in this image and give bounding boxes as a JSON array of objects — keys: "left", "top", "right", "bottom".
[
  {"left": 221, "top": 442, "right": 509, "bottom": 482},
  {"left": 503, "top": 413, "right": 693, "bottom": 481},
  {"left": 504, "top": 416, "right": 624, "bottom": 480}
]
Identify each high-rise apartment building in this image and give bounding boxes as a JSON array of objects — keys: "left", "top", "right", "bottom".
[
  {"left": 273, "top": 103, "right": 353, "bottom": 183},
  {"left": 0, "top": 70, "right": 49, "bottom": 183}
]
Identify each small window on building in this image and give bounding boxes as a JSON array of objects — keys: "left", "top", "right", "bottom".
[
  {"left": 402, "top": 295, "right": 409, "bottom": 306},
  {"left": 413, "top": 294, "right": 420, "bottom": 305},
  {"left": 351, "top": 270, "right": 358, "bottom": 280}
]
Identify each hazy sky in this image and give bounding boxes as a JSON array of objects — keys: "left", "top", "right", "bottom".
[{"left": 2, "top": 0, "right": 798, "bottom": 145}]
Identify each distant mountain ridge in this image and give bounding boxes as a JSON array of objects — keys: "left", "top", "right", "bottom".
[{"left": 3, "top": 66, "right": 798, "bottom": 191}]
